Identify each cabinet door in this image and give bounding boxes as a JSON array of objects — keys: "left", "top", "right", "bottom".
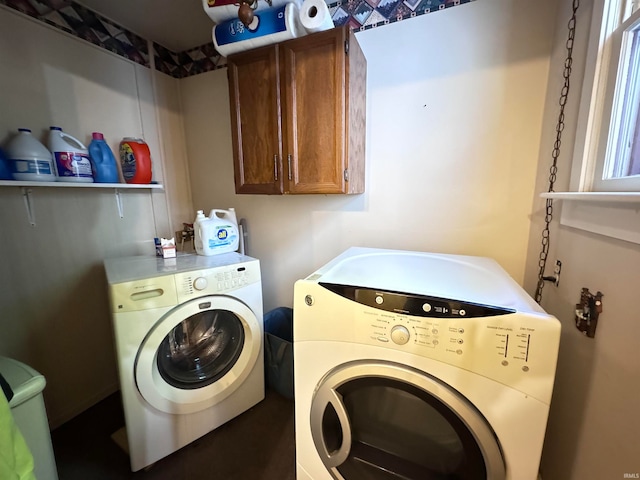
[
  {"left": 228, "top": 46, "right": 283, "bottom": 194},
  {"left": 281, "top": 28, "right": 348, "bottom": 194}
]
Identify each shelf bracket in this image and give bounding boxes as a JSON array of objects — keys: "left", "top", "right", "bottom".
[
  {"left": 21, "top": 187, "right": 36, "bottom": 227},
  {"left": 115, "top": 188, "right": 124, "bottom": 218}
]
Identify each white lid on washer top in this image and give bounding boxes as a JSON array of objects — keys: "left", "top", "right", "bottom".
[
  {"left": 103, "top": 251, "right": 257, "bottom": 285},
  {"left": 313, "top": 247, "right": 546, "bottom": 315},
  {"left": 0, "top": 356, "right": 46, "bottom": 408}
]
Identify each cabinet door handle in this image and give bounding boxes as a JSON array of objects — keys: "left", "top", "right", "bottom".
[
  {"left": 287, "top": 154, "right": 292, "bottom": 181},
  {"left": 274, "top": 155, "right": 278, "bottom": 181}
]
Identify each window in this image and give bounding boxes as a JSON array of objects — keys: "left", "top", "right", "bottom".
[
  {"left": 546, "top": 0, "right": 640, "bottom": 245},
  {"left": 571, "top": 0, "right": 640, "bottom": 192}
]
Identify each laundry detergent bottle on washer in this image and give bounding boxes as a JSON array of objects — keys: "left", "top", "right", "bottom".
[
  {"left": 194, "top": 208, "right": 239, "bottom": 256},
  {"left": 194, "top": 210, "right": 207, "bottom": 255}
]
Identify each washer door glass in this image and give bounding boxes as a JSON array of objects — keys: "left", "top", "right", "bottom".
[
  {"left": 310, "top": 361, "right": 505, "bottom": 480},
  {"left": 135, "top": 295, "right": 261, "bottom": 415},
  {"left": 157, "top": 309, "right": 245, "bottom": 390}
]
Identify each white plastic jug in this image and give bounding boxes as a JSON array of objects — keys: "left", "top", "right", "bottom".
[
  {"left": 5, "top": 128, "right": 56, "bottom": 182},
  {"left": 194, "top": 208, "right": 240, "bottom": 256},
  {"left": 48, "top": 126, "right": 93, "bottom": 183},
  {"left": 193, "top": 210, "right": 207, "bottom": 255}
]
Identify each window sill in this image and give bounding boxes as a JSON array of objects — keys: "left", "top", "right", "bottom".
[
  {"left": 540, "top": 191, "right": 640, "bottom": 203},
  {"left": 540, "top": 192, "right": 640, "bottom": 244}
]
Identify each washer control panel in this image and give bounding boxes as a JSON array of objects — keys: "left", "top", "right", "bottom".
[{"left": 176, "top": 260, "right": 260, "bottom": 300}]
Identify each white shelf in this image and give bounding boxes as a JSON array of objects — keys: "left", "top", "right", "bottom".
[
  {"left": 1, "top": 180, "right": 164, "bottom": 225},
  {"left": 0, "top": 180, "right": 163, "bottom": 189},
  {"left": 540, "top": 191, "right": 640, "bottom": 203}
]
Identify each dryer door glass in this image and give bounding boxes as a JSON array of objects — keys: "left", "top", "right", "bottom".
[
  {"left": 156, "top": 309, "right": 245, "bottom": 389},
  {"left": 310, "top": 363, "right": 505, "bottom": 480}
]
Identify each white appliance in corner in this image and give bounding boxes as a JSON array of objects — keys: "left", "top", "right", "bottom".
[
  {"left": 104, "top": 252, "right": 264, "bottom": 472},
  {"left": 0, "top": 357, "right": 58, "bottom": 480},
  {"left": 293, "top": 247, "right": 561, "bottom": 480}
]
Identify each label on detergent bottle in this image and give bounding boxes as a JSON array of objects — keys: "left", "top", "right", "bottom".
[
  {"left": 207, "top": 225, "right": 239, "bottom": 251},
  {"left": 119, "top": 138, "right": 151, "bottom": 184},
  {"left": 119, "top": 143, "right": 136, "bottom": 182},
  {"left": 11, "top": 159, "right": 54, "bottom": 176},
  {"left": 215, "top": 5, "right": 288, "bottom": 46},
  {"left": 54, "top": 151, "right": 93, "bottom": 179}
]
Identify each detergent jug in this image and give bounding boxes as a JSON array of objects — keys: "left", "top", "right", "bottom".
[
  {"left": 48, "top": 126, "right": 93, "bottom": 183},
  {"left": 88, "top": 132, "right": 119, "bottom": 183},
  {"left": 194, "top": 208, "right": 240, "bottom": 256},
  {"left": 5, "top": 128, "right": 57, "bottom": 182},
  {"left": 0, "top": 148, "right": 11, "bottom": 180},
  {"left": 119, "top": 137, "right": 152, "bottom": 184}
]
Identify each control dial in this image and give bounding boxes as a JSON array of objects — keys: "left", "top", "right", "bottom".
[
  {"left": 390, "top": 325, "right": 410, "bottom": 345},
  {"left": 193, "top": 277, "right": 208, "bottom": 291}
]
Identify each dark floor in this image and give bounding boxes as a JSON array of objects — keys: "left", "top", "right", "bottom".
[{"left": 51, "top": 389, "right": 296, "bottom": 480}]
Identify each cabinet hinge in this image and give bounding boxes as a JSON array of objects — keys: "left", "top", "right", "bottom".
[
  {"left": 344, "top": 169, "right": 349, "bottom": 182},
  {"left": 345, "top": 39, "right": 349, "bottom": 55}
]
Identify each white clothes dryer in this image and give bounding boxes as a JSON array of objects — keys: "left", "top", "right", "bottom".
[
  {"left": 104, "top": 252, "right": 264, "bottom": 472},
  {"left": 293, "top": 247, "right": 560, "bottom": 480}
]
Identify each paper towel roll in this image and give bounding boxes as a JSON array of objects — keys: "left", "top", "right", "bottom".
[
  {"left": 203, "top": 0, "right": 295, "bottom": 25},
  {"left": 298, "top": 0, "right": 334, "bottom": 34},
  {"left": 213, "top": 3, "right": 303, "bottom": 57}
]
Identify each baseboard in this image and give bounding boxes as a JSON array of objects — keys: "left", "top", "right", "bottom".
[{"left": 49, "top": 382, "right": 119, "bottom": 430}]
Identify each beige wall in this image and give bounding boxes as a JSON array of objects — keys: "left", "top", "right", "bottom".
[
  {"left": 5, "top": 1, "right": 637, "bottom": 476},
  {"left": 181, "top": 0, "right": 558, "bottom": 312},
  {"left": 0, "top": 7, "right": 190, "bottom": 426},
  {"left": 524, "top": 0, "right": 640, "bottom": 477}
]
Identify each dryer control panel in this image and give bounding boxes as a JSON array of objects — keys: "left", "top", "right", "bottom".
[
  {"left": 320, "top": 283, "right": 515, "bottom": 319},
  {"left": 295, "top": 281, "right": 561, "bottom": 404}
]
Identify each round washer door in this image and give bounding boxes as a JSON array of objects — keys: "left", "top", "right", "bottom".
[
  {"left": 310, "top": 361, "right": 506, "bottom": 480},
  {"left": 135, "top": 295, "right": 261, "bottom": 414}
]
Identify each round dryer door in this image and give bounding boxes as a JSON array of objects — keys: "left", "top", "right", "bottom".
[
  {"left": 135, "top": 295, "right": 261, "bottom": 414},
  {"left": 310, "top": 361, "right": 506, "bottom": 480}
]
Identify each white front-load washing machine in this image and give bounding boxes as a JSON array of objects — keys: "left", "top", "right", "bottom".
[
  {"left": 104, "top": 252, "right": 264, "bottom": 472},
  {"left": 293, "top": 247, "right": 561, "bottom": 480}
]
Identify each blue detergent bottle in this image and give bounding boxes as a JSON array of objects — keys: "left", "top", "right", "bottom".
[
  {"left": 0, "top": 148, "right": 12, "bottom": 180},
  {"left": 88, "top": 132, "right": 119, "bottom": 183}
]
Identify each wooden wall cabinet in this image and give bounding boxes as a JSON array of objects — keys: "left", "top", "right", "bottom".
[{"left": 227, "top": 26, "right": 366, "bottom": 194}]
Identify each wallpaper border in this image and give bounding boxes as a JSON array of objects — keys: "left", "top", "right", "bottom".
[{"left": 1, "top": 0, "right": 474, "bottom": 79}]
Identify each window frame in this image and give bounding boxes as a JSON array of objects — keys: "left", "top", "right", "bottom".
[
  {"left": 543, "top": 0, "right": 640, "bottom": 246},
  {"left": 570, "top": 0, "right": 640, "bottom": 193}
]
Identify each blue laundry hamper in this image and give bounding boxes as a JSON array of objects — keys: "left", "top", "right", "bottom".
[{"left": 264, "top": 307, "right": 294, "bottom": 399}]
